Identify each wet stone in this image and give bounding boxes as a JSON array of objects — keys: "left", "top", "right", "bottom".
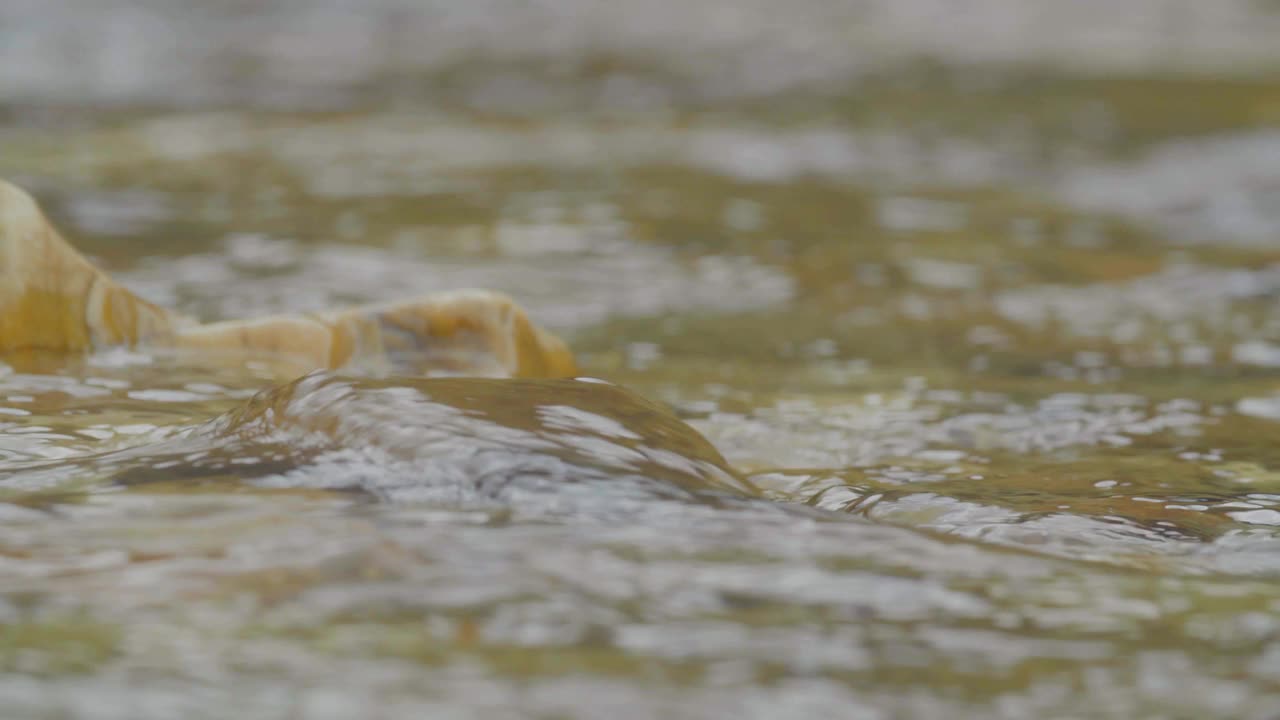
[{"left": 105, "top": 373, "right": 759, "bottom": 514}]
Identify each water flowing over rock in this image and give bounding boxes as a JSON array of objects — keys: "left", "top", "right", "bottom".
[
  {"left": 0, "top": 178, "right": 747, "bottom": 513},
  {"left": 103, "top": 373, "right": 760, "bottom": 513}
]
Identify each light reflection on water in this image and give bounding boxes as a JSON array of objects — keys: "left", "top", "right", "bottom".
[{"left": 3, "top": 0, "right": 1280, "bottom": 718}]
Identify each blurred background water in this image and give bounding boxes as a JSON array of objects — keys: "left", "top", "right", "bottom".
[{"left": 3, "top": 1, "right": 1280, "bottom": 718}]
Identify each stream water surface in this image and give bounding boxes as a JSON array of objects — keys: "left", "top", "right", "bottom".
[{"left": 3, "top": 1, "right": 1280, "bottom": 718}]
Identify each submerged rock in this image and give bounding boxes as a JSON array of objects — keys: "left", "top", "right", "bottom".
[
  {"left": 0, "top": 179, "right": 751, "bottom": 510},
  {"left": 0, "top": 179, "right": 575, "bottom": 378},
  {"left": 110, "top": 373, "right": 759, "bottom": 509}
]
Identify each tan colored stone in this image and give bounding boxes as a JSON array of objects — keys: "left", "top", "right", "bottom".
[
  {"left": 0, "top": 179, "right": 576, "bottom": 378},
  {"left": 0, "top": 179, "right": 184, "bottom": 353},
  {"left": 172, "top": 291, "right": 577, "bottom": 378}
]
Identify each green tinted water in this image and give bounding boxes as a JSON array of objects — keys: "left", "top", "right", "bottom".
[{"left": 3, "top": 2, "right": 1280, "bottom": 718}]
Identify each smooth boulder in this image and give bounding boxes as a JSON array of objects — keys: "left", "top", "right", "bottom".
[{"left": 0, "top": 179, "right": 575, "bottom": 378}]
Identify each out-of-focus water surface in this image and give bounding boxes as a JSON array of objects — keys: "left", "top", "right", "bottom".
[{"left": 4, "top": 1, "right": 1280, "bottom": 718}]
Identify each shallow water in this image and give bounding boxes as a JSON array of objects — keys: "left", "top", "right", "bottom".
[{"left": 4, "top": 1, "right": 1280, "bottom": 718}]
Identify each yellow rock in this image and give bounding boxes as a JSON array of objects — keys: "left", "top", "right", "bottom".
[
  {"left": 0, "top": 179, "right": 576, "bottom": 378},
  {"left": 173, "top": 291, "right": 577, "bottom": 378},
  {"left": 0, "top": 179, "right": 184, "bottom": 353}
]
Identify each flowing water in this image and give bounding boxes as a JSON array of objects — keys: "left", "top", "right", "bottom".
[{"left": 4, "top": 1, "right": 1280, "bottom": 718}]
